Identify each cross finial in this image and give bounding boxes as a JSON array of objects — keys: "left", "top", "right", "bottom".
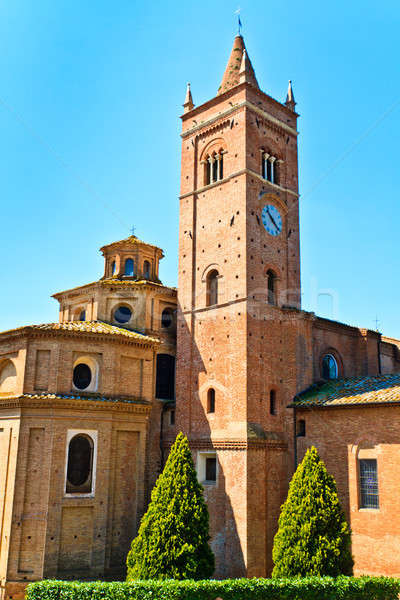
[
  {"left": 130, "top": 225, "right": 136, "bottom": 236},
  {"left": 234, "top": 7, "right": 242, "bottom": 35},
  {"left": 374, "top": 315, "right": 381, "bottom": 332}
]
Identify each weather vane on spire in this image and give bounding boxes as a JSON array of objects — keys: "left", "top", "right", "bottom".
[{"left": 235, "top": 7, "right": 242, "bottom": 35}]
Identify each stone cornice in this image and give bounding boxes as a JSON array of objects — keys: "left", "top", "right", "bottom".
[
  {"left": 181, "top": 81, "right": 298, "bottom": 123},
  {"left": 179, "top": 168, "right": 299, "bottom": 200},
  {"left": 181, "top": 98, "right": 298, "bottom": 140},
  {"left": 163, "top": 439, "right": 287, "bottom": 451},
  {"left": 314, "top": 316, "right": 364, "bottom": 338},
  {"left": 0, "top": 394, "right": 152, "bottom": 414},
  {"left": 52, "top": 282, "right": 100, "bottom": 300}
]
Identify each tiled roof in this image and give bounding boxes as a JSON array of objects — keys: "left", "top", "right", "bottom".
[
  {"left": 100, "top": 235, "right": 163, "bottom": 253},
  {"left": 2, "top": 392, "right": 150, "bottom": 406},
  {"left": 291, "top": 374, "right": 400, "bottom": 408},
  {"left": 0, "top": 321, "right": 159, "bottom": 344},
  {"left": 101, "top": 278, "right": 170, "bottom": 289}
]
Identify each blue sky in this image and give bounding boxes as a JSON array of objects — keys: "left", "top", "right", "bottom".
[{"left": 0, "top": 0, "right": 399, "bottom": 338}]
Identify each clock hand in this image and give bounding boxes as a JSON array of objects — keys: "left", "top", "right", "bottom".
[{"left": 266, "top": 208, "right": 279, "bottom": 231}]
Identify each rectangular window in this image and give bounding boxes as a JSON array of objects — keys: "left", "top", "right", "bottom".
[
  {"left": 212, "top": 159, "right": 218, "bottom": 182},
  {"left": 197, "top": 451, "right": 217, "bottom": 485},
  {"left": 205, "top": 457, "right": 217, "bottom": 482},
  {"left": 359, "top": 459, "right": 379, "bottom": 509},
  {"left": 267, "top": 159, "right": 272, "bottom": 181},
  {"left": 297, "top": 419, "right": 306, "bottom": 437}
]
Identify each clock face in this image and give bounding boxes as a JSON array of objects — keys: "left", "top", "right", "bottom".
[{"left": 261, "top": 204, "right": 282, "bottom": 236}]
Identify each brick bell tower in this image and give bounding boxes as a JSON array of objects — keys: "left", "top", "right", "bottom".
[{"left": 176, "top": 35, "right": 306, "bottom": 577}]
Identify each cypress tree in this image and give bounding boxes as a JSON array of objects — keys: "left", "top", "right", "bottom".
[
  {"left": 126, "top": 432, "right": 215, "bottom": 580},
  {"left": 272, "top": 446, "right": 353, "bottom": 577}
]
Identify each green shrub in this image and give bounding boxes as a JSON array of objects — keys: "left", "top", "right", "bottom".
[
  {"left": 273, "top": 446, "right": 353, "bottom": 577},
  {"left": 26, "top": 577, "right": 400, "bottom": 600},
  {"left": 126, "top": 432, "right": 214, "bottom": 580}
]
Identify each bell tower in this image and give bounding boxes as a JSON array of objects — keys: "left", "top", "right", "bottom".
[{"left": 176, "top": 35, "right": 305, "bottom": 577}]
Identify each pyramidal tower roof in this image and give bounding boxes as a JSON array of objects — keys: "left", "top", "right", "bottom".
[{"left": 218, "top": 35, "right": 259, "bottom": 95}]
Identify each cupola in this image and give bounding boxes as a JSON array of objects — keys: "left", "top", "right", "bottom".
[{"left": 100, "top": 235, "right": 164, "bottom": 283}]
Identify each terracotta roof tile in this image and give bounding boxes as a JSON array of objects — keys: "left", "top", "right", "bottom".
[
  {"left": 0, "top": 392, "right": 150, "bottom": 406},
  {"left": 100, "top": 235, "right": 163, "bottom": 254},
  {"left": 291, "top": 374, "right": 400, "bottom": 408},
  {"left": 0, "top": 321, "right": 159, "bottom": 344}
]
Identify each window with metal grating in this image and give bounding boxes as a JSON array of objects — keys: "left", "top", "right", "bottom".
[{"left": 359, "top": 459, "right": 379, "bottom": 509}]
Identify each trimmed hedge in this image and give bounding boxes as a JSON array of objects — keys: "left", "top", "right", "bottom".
[{"left": 26, "top": 577, "right": 400, "bottom": 600}]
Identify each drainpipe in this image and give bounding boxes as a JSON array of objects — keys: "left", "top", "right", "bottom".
[
  {"left": 293, "top": 405, "right": 298, "bottom": 471},
  {"left": 160, "top": 401, "right": 167, "bottom": 469}
]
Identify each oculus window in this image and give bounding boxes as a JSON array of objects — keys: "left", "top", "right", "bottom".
[
  {"left": 114, "top": 305, "right": 132, "bottom": 324},
  {"left": 73, "top": 363, "right": 92, "bottom": 390}
]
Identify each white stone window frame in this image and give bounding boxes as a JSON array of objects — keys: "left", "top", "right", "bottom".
[
  {"left": 64, "top": 429, "right": 98, "bottom": 498},
  {"left": 72, "top": 355, "right": 100, "bottom": 393},
  {"left": 196, "top": 451, "right": 218, "bottom": 486}
]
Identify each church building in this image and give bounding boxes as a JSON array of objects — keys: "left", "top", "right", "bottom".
[{"left": 0, "top": 33, "right": 400, "bottom": 599}]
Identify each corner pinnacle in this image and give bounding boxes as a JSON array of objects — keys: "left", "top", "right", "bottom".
[
  {"left": 183, "top": 82, "right": 194, "bottom": 113},
  {"left": 285, "top": 80, "right": 296, "bottom": 111}
]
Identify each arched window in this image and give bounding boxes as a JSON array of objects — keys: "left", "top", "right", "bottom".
[
  {"left": 161, "top": 307, "right": 174, "bottom": 328},
  {"left": 206, "top": 270, "right": 219, "bottom": 306},
  {"left": 66, "top": 434, "right": 94, "bottom": 494},
  {"left": 269, "top": 390, "right": 277, "bottom": 415},
  {"left": 143, "top": 260, "right": 151, "bottom": 279},
  {"left": 114, "top": 304, "right": 132, "bottom": 324},
  {"left": 124, "top": 258, "right": 134, "bottom": 277},
  {"left": 0, "top": 360, "right": 17, "bottom": 394},
  {"left": 207, "top": 388, "right": 215, "bottom": 413},
  {"left": 322, "top": 354, "right": 339, "bottom": 380},
  {"left": 262, "top": 153, "right": 278, "bottom": 184},
  {"left": 111, "top": 260, "right": 116, "bottom": 276},
  {"left": 156, "top": 354, "right": 175, "bottom": 400},
  {"left": 79, "top": 310, "right": 86, "bottom": 322},
  {"left": 205, "top": 151, "right": 224, "bottom": 185},
  {"left": 267, "top": 270, "right": 277, "bottom": 305}
]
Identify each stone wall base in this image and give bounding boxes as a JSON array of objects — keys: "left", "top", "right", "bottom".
[{"left": 0, "top": 581, "right": 29, "bottom": 600}]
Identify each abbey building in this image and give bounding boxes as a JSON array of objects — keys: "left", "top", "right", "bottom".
[{"left": 0, "top": 34, "right": 400, "bottom": 599}]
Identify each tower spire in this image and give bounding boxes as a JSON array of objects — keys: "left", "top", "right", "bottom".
[
  {"left": 285, "top": 80, "right": 296, "bottom": 111},
  {"left": 183, "top": 82, "right": 194, "bottom": 113},
  {"left": 218, "top": 35, "right": 259, "bottom": 95}
]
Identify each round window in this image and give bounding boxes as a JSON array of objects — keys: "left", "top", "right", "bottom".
[
  {"left": 114, "top": 305, "right": 132, "bottom": 324},
  {"left": 73, "top": 363, "right": 92, "bottom": 390},
  {"left": 322, "top": 354, "right": 338, "bottom": 380}
]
